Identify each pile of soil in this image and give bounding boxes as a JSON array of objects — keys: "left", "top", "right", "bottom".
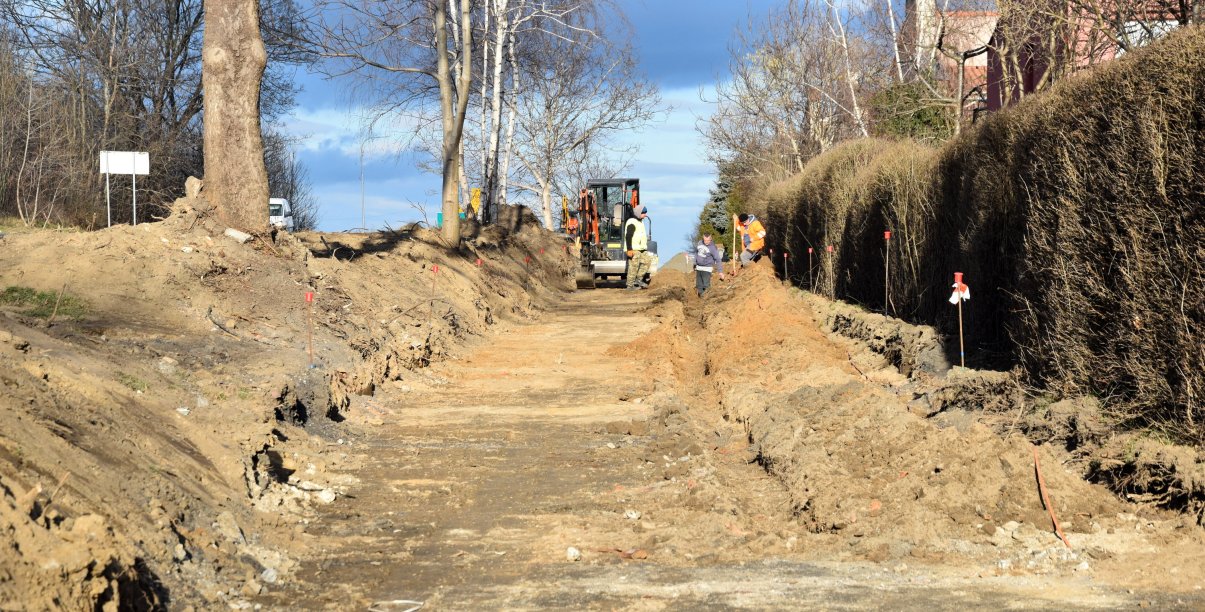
[
  {"left": 657, "top": 253, "right": 693, "bottom": 274},
  {"left": 0, "top": 185, "right": 574, "bottom": 607}
]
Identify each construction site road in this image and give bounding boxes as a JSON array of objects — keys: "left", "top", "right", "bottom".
[{"left": 260, "top": 287, "right": 1191, "bottom": 610}]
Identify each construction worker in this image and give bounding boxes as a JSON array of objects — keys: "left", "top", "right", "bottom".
[
  {"left": 694, "top": 233, "right": 725, "bottom": 297},
  {"left": 733, "top": 213, "right": 766, "bottom": 274},
  {"left": 624, "top": 205, "right": 654, "bottom": 290},
  {"left": 565, "top": 213, "right": 579, "bottom": 237}
]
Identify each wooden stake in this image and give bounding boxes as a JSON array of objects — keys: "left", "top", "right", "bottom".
[
  {"left": 957, "top": 299, "right": 965, "bottom": 368},
  {"left": 429, "top": 265, "right": 438, "bottom": 328},
  {"left": 732, "top": 217, "right": 739, "bottom": 274},
  {"left": 825, "top": 246, "right": 834, "bottom": 300},
  {"left": 808, "top": 249, "right": 813, "bottom": 291},
  {"left": 884, "top": 231, "right": 891, "bottom": 316},
  {"left": 1033, "top": 446, "right": 1072, "bottom": 549},
  {"left": 47, "top": 282, "right": 68, "bottom": 325},
  {"left": 306, "top": 295, "right": 314, "bottom": 365}
]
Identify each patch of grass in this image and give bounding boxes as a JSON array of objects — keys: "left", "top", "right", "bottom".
[
  {"left": 0, "top": 286, "right": 89, "bottom": 320},
  {"left": 0, "top": 216, "right": 81, "bottom": 233},
  {"left": 117, "top": 372, "right": 149, "bottom": 393}
]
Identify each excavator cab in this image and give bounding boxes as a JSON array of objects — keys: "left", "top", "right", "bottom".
[{"left": 575, "top": 178, "right": 657, "bottom": 288}]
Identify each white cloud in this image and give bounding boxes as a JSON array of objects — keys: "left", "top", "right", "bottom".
[
  {"left": 281, "top": 107, "right": 428, "bottom": 159},
  {"left": 614, "top": 84, "right": 719, "bottom": 254}
]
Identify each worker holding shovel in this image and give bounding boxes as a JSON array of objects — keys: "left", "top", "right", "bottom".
[{"left": 731, "top": 213, "right": 766, "bottom": 276}]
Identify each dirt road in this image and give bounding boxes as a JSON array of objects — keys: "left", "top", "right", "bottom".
[
  {"left": 3, "top": 212, "right": 1198, "bottom": 610},
  {"left": 263, "top": 287, "right": 1188, "bottom": 610}
]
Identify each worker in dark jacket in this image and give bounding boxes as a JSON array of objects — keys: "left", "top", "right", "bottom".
[
  {"left": 694, "top": 234, "right": 725, "bottom": 297},
  {"left": 624, "top": 205, "right": 654, "bottom": 290}
]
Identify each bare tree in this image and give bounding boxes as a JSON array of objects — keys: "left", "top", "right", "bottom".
[
  {"left": 0, "top": 33, "right": 27, "bottom": 222},
  {"left": 825, "top": 0, "right": 871, "bottom": 137},
  {"left": 470, "top": 0, "right": 606, "bottom": 223},
  {"left": 506, "top": 9, "right": 661, "bottom": 227},
  {"left": 0, "top": 0, "right": 303, "bottom": 226},
  {"left": 702, "top": 0, "right": 877, "bottom": 181},
  {"left": 13, "top": 81, "right": 68, "bottom": 225},
  {"left": 299, "top": 0, "right": 474, "bottom": 246},
  {"left": 437, "top": 0, "right": 471, "bottom": 244},
  {"left": 986, "top": 0, "right": 1196, "bottom": 109}
]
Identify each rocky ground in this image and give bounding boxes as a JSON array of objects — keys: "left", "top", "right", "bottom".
[{"left": 0, "top": 199, "right": 1202, "bottom": 609}]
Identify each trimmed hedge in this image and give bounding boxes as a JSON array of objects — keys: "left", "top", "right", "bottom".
[{"left": 754, "top": 26, "right": 1204, "bottom": 441}]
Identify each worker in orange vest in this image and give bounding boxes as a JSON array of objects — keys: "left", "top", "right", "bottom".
[{"left": 733, "top": 213, "right": 766, "bottom": 274}]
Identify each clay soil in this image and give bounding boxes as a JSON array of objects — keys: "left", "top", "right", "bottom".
[{"left": 1, "top": 202, "right": 1203, "bottom": 610}]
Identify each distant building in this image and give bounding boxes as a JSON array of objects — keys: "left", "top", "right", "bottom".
[
  {"left": 985, "top": 1, "right": 1185, "bottom": 110},
  {"left": 903, "top": 1, "right": 998, "bottom": 120},
  {"left": 938, "top": 10, "right": 997, "bottom": 119}
]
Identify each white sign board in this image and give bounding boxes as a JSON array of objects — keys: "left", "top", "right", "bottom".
[
  {"left": 99, "top": 151, "right": 150, "bottom": 175},
  {"left": 99, "top": 150, "right": 150, "bottom": 227}
]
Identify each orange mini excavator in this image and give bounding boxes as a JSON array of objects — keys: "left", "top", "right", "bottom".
[{"left": 573, "top": 178, "right": 657, "bottom": 288}]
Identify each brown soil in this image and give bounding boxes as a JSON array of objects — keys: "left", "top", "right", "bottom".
[{"left": 0, "top": 207, "right": 1202, "bottom": 609}]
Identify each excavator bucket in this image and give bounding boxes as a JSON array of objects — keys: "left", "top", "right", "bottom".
[{"left": 575, "top": 269, "right": 596, "bottom": 289}]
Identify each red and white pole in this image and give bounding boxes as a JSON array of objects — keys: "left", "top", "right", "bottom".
[
  {"left": 954, "top": 271, "right": 965, "bottom": 368},
  {"left": 884, "top": 230, "right": 892, "bottom": 316},
  {"left": 808, "top": 247, "right": 814, "bottom": 290}
]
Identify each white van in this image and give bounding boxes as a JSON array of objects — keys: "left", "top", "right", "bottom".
[{"left": 269, "top": 198, "right": 293, "bottom": 231}]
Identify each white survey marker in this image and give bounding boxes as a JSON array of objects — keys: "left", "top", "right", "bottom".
[{"left": 949, "top": 282, "right": 971, "bottom": 304}]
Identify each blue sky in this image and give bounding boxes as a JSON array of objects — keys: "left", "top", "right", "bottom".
[{"left": 281, "top": 0, "right": 778, "bottom": 254}]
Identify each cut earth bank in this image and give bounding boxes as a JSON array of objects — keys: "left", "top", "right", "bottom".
[
  {"left": 0, "top": 190, "right": 575, "bottom": 608},
  {"left": 0, "top": 194, "right": 1202, "bottom": 608}
]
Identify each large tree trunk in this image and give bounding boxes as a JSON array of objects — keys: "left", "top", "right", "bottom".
[
  {"left": 913, "top": 0, "right": 938, "bottom": 73},
  {"left": 540, "top": 180, "right": 553, "bottom": 228},
  {"left": 498, "top": 22, "right": 519, "bottom": 213},
  {"left": 483, "top": 0, "right": 510, "bottom": 223},
  {"left": 202, "top": 0, "right": 269, "bottom": 233},
  {"left": 435, "top": 0, "right": 471, "bottom": 247}
]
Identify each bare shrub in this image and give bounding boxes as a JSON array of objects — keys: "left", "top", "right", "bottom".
[{"left": 752, "top": 27, "right": 1205, "bottom": 443}]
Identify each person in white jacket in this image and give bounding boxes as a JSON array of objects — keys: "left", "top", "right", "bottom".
[
  {"left": 624, "top": 205, "right": 655, "bottom": 290},
  {"left": 694, "top": 234, "right": 725, "bottom": 297}
]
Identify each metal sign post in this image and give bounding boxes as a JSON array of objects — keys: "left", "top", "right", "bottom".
[
  {"left": 99, "top": 151, "right": 150, "bottom": 227},
  {"left": 105, "top": 173, "right": 112, "bottom": 228}
]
